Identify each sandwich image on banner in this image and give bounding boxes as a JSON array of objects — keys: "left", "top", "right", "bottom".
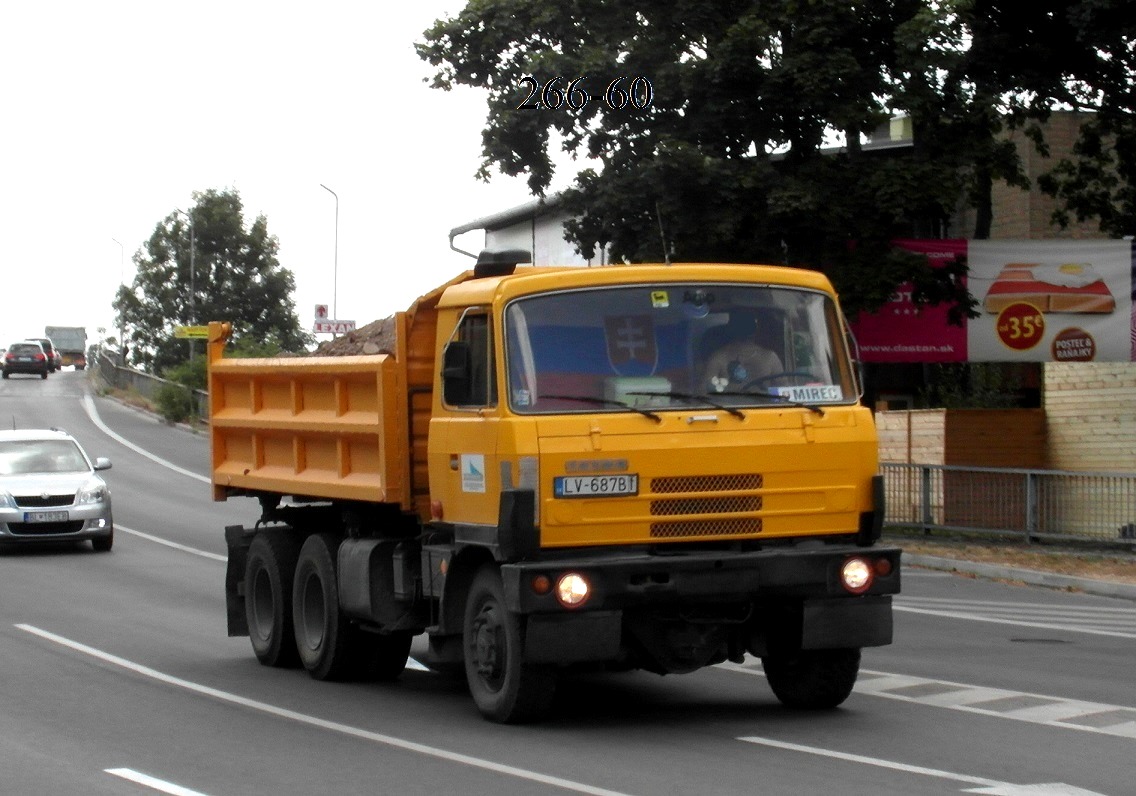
[{"left": 983, "top": 262, "right": 1116, "bottom": 314}]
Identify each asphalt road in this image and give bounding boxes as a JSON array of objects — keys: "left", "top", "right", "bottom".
[{"left": 2, "top": 370, "right": 1134, "bottom": 795}]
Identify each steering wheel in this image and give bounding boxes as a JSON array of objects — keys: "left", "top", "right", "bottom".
[{"left": 742, "top": 371, "right": 817, "bottom": 390}]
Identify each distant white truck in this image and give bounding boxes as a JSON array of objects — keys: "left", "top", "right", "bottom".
[{"left": 45, "top": 326, "right": 87, "bottom": 370}]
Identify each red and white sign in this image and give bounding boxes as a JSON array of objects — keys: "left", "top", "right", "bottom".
[
  {"left": 313, "top": 319, "right": 355, "bottom": 334},
  {"left": 315, "top": 304, "right": 329, "bottom": 319}
]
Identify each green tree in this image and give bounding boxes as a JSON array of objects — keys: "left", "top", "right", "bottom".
[
  {"left": 418, "top": 1, "right": 1132, "bottom": 317},
  {"left": 114, "top": 189, "right": 313, "bottom": 372}
]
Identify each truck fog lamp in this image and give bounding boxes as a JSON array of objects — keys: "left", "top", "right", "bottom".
[
  {"left": 840, "top": 557, "right": 873, "bottom": 594},
  {"left": 555, "top": 573, "right": 591, "bottom": 608}
]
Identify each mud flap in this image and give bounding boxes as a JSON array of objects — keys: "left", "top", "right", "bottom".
[
  {"left": 801, "top": 596, "right": 892, "bottom": 650},
  {"left": 225, "top": 525, "right": 254, "bottom": 637}
]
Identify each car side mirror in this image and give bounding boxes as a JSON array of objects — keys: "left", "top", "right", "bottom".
[{"left": 94, "top": 457, "right": 112, "bottom": 471}]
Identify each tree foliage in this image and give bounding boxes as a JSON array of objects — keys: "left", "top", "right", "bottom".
[
  {"left": 418, "top": 1, "right": 1134, "bottom": 317},
  {"left": 114, "top": 189, "right": 313, "bottom": 373}
]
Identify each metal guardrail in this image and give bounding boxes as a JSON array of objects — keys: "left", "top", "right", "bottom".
[
  {"left": 91, "top": 351, "right": 209, "bottom": 419},
  {"left": 883, "top": 462, "right": 1136, "bottom": 544}
]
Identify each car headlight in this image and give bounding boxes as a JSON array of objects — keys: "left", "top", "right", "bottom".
[
  {"left": 0, "top": 491, "right": 15, "bottom": 509},
  {"left": 79, "top": 480, "right": 107, "bottom": 505}
]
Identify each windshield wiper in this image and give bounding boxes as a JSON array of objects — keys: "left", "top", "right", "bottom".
[
  {"left": 541, "top": 394, "right": 663, "bottom": 423},
  {"left": 626, "top": 390, "right": 746, "bottom": 420},
  {"left": 714, "top": 389, "right": 825, "bottom": 416}
]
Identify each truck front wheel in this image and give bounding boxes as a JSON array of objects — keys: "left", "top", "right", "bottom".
[
  {"left": 463, "top": 566, "right": 556, "bottom": 723},
  {"left": 762, "top": 648, "right": 861, "bottom": 709},
  {"left": 293, "top": 533, "right": 356, "bottom": 681},
  {"left": 245, "top": 531, "right": 301, "bottom": 667}
]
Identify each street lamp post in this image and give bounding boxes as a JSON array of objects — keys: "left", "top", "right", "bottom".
[{"left": 320, "top": 183, "right": 338, "bottom": 320}]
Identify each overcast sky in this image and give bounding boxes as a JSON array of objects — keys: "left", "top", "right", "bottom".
[{"left": 1, "top": 2, "right": 562, "bottom": 351}]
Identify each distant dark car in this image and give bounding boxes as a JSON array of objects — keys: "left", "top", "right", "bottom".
[
  {"left": 3, "top": 342, "right": 49, "bottom": 379},
  {"left": 0, "top": 428, "right": 114, "bottom": 551},
  {"left": 25, "top": 337, "right": 59, "bottom": 372}
]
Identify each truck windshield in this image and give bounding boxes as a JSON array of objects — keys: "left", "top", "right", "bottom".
[{"left": 504, "top": 283, "right": 857, "bottom": 414}]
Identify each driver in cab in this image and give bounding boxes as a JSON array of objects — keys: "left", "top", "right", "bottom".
[{"left": 701, "top": 311, "right": 783, "bottom": 393}]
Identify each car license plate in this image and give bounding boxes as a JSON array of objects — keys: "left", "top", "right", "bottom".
[
  {"left": 18, "top": 356, "right": 32, "bottom": 362},
  {"left": 554, "top": 474, "right": 638, "bottom": 498},
  {"left": 24, "top": 511, "right": 68, "bottom": 523}
]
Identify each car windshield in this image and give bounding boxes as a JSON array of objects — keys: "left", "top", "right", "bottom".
[
  {"left": 504, "top": 282, "right": 857, "bottom": 414},
  {"left": 0, "top": 440, "right": 90, "bottom": 475}
]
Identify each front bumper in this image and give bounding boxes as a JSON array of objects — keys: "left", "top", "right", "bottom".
[
  {"left": 501, "top": 544, "right": 901, "bottom": 613},
  {"left": 0, "top": 505, "right": 114, "bottom": 544},
  {"left": 496, "top": 545, "right": 899, "bottom": 665}
]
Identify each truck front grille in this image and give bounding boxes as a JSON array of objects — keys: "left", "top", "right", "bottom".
[
  {"left": 650, "top": 496, "right": 763, "bottom": 516},
  {"left": 651, "top": 474, "right": 763, "bottom": 493},
  {"left": 651, "top": 518, "right": 763, "bottom": 538},
  {"left": 647, "top": 473, "right": 764, "bottom": 539}
]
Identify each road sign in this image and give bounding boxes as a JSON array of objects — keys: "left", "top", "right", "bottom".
[
  {"left": 315, "top": 304, "right": 328, "bottom": 320},
  {"left": 313, "top": 319, "right": 356, "bottom": 335},
  {"left": 174, "top": 325, "right": 210, "bottom": 339}
]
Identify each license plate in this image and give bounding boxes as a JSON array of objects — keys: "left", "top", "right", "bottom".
[
  {"left": 554, "top": 474, "right": 639, "bottom": 498},
  {"left": 18, "top": 357, "right": 32, "bottom": 362},
  {"left": 24, "top": 511, "right": 68, "bottom": 523}
]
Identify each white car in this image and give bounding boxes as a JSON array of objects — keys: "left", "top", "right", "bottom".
[{"left": 0, "top": 429, "right": 114, "bottom": 551}]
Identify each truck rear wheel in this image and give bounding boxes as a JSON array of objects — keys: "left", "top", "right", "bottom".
[
  {"left": 245, "top": 530, "right": 301, "bottom": 667},
  {"left": 762, "top": 648, "right": 861, "bottom": 709},
  {"left": 293, "top": 533, "right": 356, "bottom": 681},
  {"left": 463, "top": 566, "right": 556, "bottom": 723}
]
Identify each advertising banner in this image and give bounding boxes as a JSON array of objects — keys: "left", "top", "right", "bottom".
[
  {"left": 850, "top": 239, "right": 1136, "bottom": 364},
  {"left": 967, "top": 239, "right": 1132, "bottom": 363},
  {"left": 852, "top": 239, "right": 968, "bottom": 363}
]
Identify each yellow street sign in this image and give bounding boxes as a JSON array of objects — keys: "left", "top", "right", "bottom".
[{"left": 175, "top": 325, "right": 210, "bottom": 339}]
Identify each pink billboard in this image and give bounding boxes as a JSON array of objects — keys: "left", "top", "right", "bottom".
[{"left": 850, "top": 239, "right": 968, "bottom": 363}]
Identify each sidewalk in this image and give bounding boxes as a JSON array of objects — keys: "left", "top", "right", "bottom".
[{"left": 903, "top": 551, "right": 1136, "bottom": 602}]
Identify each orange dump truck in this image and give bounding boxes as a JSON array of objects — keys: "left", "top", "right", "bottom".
[{"left": 210, "top": 251, "right": 900, "bottom": 723}]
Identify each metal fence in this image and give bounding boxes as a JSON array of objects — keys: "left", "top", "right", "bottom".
[{"left": 883, "top": 462, "right": 1136, "bottom": 544}]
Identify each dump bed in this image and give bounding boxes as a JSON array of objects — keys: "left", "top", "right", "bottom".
[
  {"left": 207, "top": 321, "right": 413, "bottom": 508},
  {"left": 45, "top": 326, "right": 86, "bottom": 353}
]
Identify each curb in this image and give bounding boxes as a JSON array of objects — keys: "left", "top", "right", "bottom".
[{"left": 906, "top": 553, "right": 1136, "bottom": 602}]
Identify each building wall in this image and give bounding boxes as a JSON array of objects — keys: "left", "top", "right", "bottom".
[
  {"left": 1044, "top": 362, "right": 1136, "bottom": 471},
  {"left": 955, "top": 112, "right": 1103, "bottom": 240},
  {"left": 484, "top": 208, "right": 607, "bottom": 266}
]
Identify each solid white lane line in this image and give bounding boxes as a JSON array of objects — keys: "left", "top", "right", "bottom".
[
  {"left": 18, "top": 624, "right": 633, "bottom": 796},
  {"left": 894, "top": 605, "right": 1136, "bottom": 639},
  {"left": 105, "top": 768, "right": 208, "bottom": 796},
  {"left": 117, "top": 524, "right": 226, "bottom": 562},
  {"left": 83, "top": 393, "right": 209, "bottom": 483},
  {"left": 737, "top": 736, "right": 1004, "bottom": 789}
]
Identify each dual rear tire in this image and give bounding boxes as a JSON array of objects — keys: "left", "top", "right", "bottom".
[{"left": 243, "top": 530, "right": 411, "bottom": 681}]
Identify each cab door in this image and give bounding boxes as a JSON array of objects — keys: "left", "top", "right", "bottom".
[{"left": 427, "top": 309, "right": 502, "bottom": 526}]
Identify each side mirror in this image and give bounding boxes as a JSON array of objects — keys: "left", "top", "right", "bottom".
[
  {"left": 94, "top": 457, "right": 112, "bottom": 471},
  {"left": 442, "top": 341, "right": 472, "bottom": 405}
]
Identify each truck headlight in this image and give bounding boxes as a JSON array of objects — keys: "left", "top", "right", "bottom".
[
  {"left": 555, "top": 572, "right": 591, "bottom": 608},
  {"left": 840, "top": 557, "right": 874, "bottom": 594}
]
